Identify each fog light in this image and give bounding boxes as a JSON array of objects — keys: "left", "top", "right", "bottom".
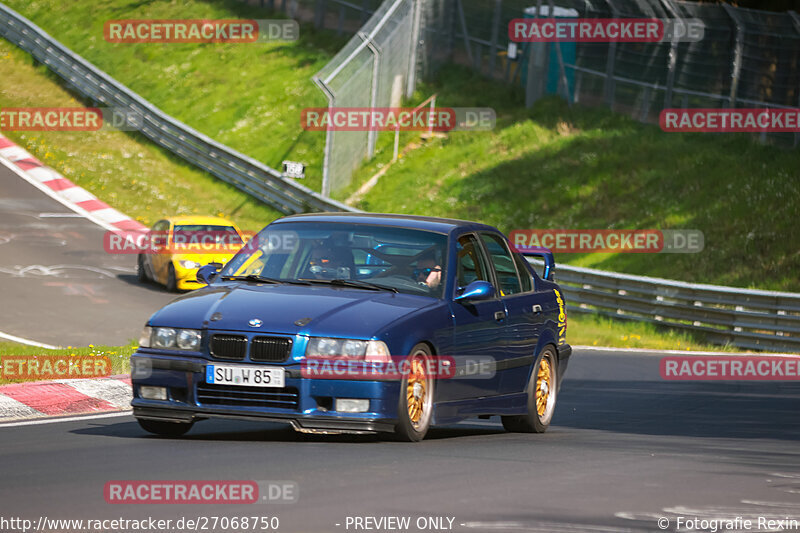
[
  {"left": 335, "top": 398, "right": 369, "bottom": 413},
  {"left": 140, "top": 386, "right": 167, "bottom": 400}
]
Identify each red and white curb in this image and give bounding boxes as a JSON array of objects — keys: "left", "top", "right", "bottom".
[
  {"left": 0, "top": 133, "right": 146, "bottom": 232},
  {"left": 0, "top": 375, "right": 132, "bottom": 421}
]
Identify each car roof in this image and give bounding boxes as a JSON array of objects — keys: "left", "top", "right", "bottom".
[
  {"left": 273, "top": 213, "right": 499, "bottom": 235},
  {"left": 164, "top": 215, "right": 239, "bottom": 226}
]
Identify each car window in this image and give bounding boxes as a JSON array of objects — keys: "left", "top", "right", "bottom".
[
  {"left": 513, "top": 252, "right": 533, "bottom": 292},
  {"left": 221, "top": 222, "right": 448, "bottom": 298},
  {"left": 456, "top": 234, "right": 491, "bottom": 288},
  {"left": 480, "top": 233, "right": 522, "bottom": 296}
]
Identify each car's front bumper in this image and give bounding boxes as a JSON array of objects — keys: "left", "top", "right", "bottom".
[{"left": 131, "top": 353, "right": 401, "bottom": 433}]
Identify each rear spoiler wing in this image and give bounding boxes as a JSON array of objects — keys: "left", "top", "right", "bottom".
[{"left": 515, "top": 246, "right": 555, "bottom": 281}]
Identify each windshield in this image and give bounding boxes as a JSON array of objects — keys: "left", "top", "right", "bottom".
[
  {"left": 171, "top": 224, "right": 243, "bottom": 247},
  {"left": 220, "top": 222, "right": 448, "bottom": 298}
]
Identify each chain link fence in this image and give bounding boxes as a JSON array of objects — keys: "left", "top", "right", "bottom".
[
  {"left": 419, "top": 0, "right": 800, "bottom": 145},
  {"left": 311, "top": 0, "right": 418, "bottom": 195}
]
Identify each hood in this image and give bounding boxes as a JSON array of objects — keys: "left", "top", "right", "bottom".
[{"left": 148, "top": 283, "right": 437, "bottom": 338}]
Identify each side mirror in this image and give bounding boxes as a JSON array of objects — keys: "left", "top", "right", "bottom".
[
  {"left": 454, "top": 280, "right": 495, "bottom": 302},
  {"left": 196, "top": 264, "right": 219, "bottom": 285}
]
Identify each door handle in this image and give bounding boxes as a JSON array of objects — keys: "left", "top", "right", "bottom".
[
  {"left": 532, "top": 305, "right": 543, "bottom": 314},
  {"left": 494, "top": 311, "right": 506, "bottom": 321}
]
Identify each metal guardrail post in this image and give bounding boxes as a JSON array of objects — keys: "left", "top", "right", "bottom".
[{"left": 722, "top": 4, "right": 744, "bottom": 108}]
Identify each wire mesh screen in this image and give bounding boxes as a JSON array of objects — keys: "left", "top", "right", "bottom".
[
  {"left": 313, "top": 0, "right": 416, "bottom": 195},
  {"left": 420, "top": 0, "right": 800, "bottom": 145}
]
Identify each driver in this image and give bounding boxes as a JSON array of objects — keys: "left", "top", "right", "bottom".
[{"left": 413, "top": 251, "right": 442, "bottom": 290}]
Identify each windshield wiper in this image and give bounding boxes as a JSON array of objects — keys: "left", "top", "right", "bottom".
[
  {"left": 220, "top": 274, "right": 282, "bottom": 284},
  {"left": 299, "top": 278, "right": 398, "bottom": 293},
  {"left": 220, "top": 275, "right": 312, "bottom": 285}
]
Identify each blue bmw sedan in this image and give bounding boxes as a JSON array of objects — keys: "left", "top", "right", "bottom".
[{"left": 131, "top": 213, "right": 572, "bottom": 441}]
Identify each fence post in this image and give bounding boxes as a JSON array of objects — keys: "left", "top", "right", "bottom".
[
  {"left": 488, "top": 0, "right": 502, "bottom": 78},
  {"left": 659, "top": 0, "right": 680, "bottom": 110},
  {"left": 359, "top": 31, "right": 382, "bottom": 158},
  {"left": 315, "top": 0, "right": 326, "bottom": 28},
  {"left": 603, "top": 0, "right": 619, "bottom": 109},
  {"left": 337, "top": 3, "right": 346, "bottom": 35},
  {"left": 550, "top": 0, "right": 571, "bottom": 107},
  {"left": 524, "top": 0, "right": 544, "bottom": 107},
  {"left": 722, "top": 4, "right": 744, "bottom": 108},
  {"left": 455, "top": 0, "right": 474, "bottom": 65},
  {"left": 789, "top": 12, "right": 800, "bottom": 148},
  {"left": 406, "top": 0, "right": 423, "bottom": 98},
  {"left": 313, "top": 76, "right": 336, "bottom": 197},
  {"left": 361, "top": 0, "right": 370, "bottom": 25}
]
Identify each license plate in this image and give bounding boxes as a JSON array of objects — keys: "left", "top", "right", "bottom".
[{"left": 206, "top": 364, "right": 285, "bottom": 388}]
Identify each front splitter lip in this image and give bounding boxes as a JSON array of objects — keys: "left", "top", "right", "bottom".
[{"left": 133, "top": 406, "right": 396, "bottom": 434}]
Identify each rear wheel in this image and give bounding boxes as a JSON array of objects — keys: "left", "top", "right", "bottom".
[
  {"left": 502, "top": 345, "right": 558, "bottom": 433},
  {"left": 137, "top": 418, "right": 193, "bottom": 437},
  {"left": 166, "top": 263, "right": 178, "bottom": 292},
  {"left": 394, "top": 344, "right": 434, "bottom": 442}
]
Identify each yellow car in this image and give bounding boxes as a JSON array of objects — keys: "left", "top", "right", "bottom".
[{"left": 136, "top": 216, "right": 246, "bottom": 292}]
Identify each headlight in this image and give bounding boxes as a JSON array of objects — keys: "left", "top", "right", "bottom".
[
  {"left": 138, "top": 326, "right": 152, "bottom": 348},
  {"left": 149, "top": 327, "right": 202, "bottom": 351},
  {"left": 306, "top": 337, "right": 390, "bottom": 361},
  {"left": 177, "top": 329, "right": 202, "bottom": 351},
  {"left": 179, "top": 260, "right": 200, "bottom": 269}
]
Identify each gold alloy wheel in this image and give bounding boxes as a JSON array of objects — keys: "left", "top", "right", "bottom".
[
  {"left": 535, "top": 357, "right": 552, "bottom": 417},
  {"left": 406, "top": 356, "right": 427, "bottom": 426}
]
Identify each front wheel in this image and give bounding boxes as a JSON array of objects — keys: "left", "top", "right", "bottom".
[
  {"left": 137, "top": 418, "right": 194, "bottom": 437},
  {"left": 166, "top": 263, "right": 178, "bottom": 292},
  {"left": 137, "top": 254, "right": 149, "bottom": 282},
  {"left": 394, "top": 344, "right": 434, "bottom": 442},
  {"left": 502, "top": 345, "right": 558, "bottom": 433}
]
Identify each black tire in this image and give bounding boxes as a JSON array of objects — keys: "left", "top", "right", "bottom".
[
  {"left": 137, "top": 254, "right": 149, "bottom": 282},
  {"left": 166, "top": 263, "right": 178, "bottom": 292},
  {"left": 502, "top": 345, "right": 558, "bottom": 433},
  {"left": 137, "top": 418, "right": 193, "bottom": 437},
  {"left": 394, "top": 343, "right": 434, "bottom": 442}
]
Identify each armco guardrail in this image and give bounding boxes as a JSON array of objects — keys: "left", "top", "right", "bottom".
[
  {"left": 0, "top": 3, "right": 358, "bottom": 215},
  {"left": 534, "top": 261, "right": 800, "bottom": 353}
]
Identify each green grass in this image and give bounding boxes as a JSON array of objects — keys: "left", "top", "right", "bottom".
[
  {"left": 2, "top": 0, "right": 348, "bottom": 195},
  {"left": 567, "top": 314, "right": 737, "bottom": 352},
  {"left": 0, "top": 342, "right": 135, "bottom": 385},
  {"left": 0, "top": 39, "right": 282, "bottom": 231}
]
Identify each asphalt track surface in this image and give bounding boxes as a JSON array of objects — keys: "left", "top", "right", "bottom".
[
  {"left": 3, "top": 154, "right": 800, "bottom": 533},
  {"left": 0, "top": 162, "right": 176, "bottom": 346},
  {"left": 2, "top": 349, "right": 799, "bottom": 533}
]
